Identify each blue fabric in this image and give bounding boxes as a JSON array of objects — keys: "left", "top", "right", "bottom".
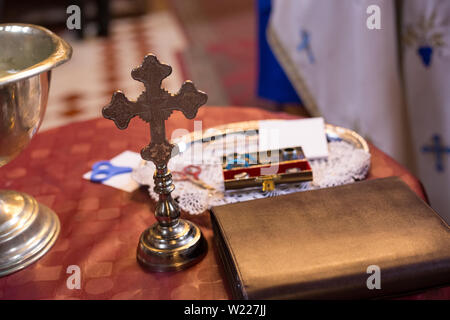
[
  {"left": 256, "top": 0, "right": 302, "bottom": 104},
  {"left": 417, "top": 46, "right": 433, "bottom": 67}
]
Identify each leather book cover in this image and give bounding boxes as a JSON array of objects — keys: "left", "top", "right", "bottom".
[{"left": 210, "top": 177, "right": 450, "bottom": 299}]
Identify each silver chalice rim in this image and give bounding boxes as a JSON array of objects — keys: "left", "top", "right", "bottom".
[{"left": 0, "top": 23, "right": 72, "bottom": 86}]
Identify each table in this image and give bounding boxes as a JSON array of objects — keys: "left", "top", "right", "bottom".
[{"left": 0, "top": 106, "right": 448, "bottom": 299}]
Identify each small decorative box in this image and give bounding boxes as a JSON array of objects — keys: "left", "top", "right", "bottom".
[{"left": 222, "top": 147, "right": 313, "bottom": 191}]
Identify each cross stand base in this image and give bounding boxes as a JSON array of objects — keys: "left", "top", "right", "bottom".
[
  {"left": 137, "top": 163, "right": 208, "bottom": 272},
  {"left": 137, "top": 219, "right": 207, "bottom": 272}
]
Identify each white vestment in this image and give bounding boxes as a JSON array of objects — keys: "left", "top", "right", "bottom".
[{"left": 268, "top": 0, "right": 450, "bottom": 221}]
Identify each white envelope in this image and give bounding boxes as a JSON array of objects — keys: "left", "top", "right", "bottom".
[{"left": 258, "top": 117, "right": 328, "bottom": 160}]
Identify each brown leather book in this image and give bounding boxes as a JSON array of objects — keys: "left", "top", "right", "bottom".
[{"left": 210, "top": 177, "right": 450, "bottom": 299}]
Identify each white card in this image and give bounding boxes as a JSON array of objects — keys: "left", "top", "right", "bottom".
[
  {"left": 83, "top": 150, "right": 142, "bottom": 192},
  {"left": 258, "top": 117, "right": 328, "bottom": 159}
]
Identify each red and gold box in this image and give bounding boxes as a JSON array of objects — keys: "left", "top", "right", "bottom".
[{"left": 222, "top": 147, "right": 313, "bottom": 191}]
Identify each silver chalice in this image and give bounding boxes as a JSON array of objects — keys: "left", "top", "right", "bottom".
[{"left": 0, "top": 24, "right": 72, "bottom": 276}]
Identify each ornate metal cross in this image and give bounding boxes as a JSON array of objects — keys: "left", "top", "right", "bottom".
[
  {"left": 103, "top": 54, "right": 207, "bottom": 166},
  {"left": 102, "top": 54, "right": 208, "bottom": 272}
]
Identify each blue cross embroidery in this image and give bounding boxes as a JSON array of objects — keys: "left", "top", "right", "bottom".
[
  {"left": 297, "top": 30, "right": 315, "bottom": 64},
  {"left": 422, "top": 134, "right": 450, "bottom": 172}
]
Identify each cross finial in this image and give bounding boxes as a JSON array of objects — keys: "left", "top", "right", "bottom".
[{"left": 102, "top": 54, "right": 207, "bottom": 166}]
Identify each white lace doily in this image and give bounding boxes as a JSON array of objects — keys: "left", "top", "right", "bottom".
[{"left": 132, "top": 132, "right": 371, "bottom": 215}]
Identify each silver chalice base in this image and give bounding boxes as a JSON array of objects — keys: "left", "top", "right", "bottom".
[
  {"left": 0, "top": 191, "right": 60, "bottom": 276},
  {"left": 0, "top": 24, "right": 71, "bottom": 276}
]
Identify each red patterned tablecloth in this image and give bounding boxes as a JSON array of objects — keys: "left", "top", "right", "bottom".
[{"left": 0, "top": 106, "right": 448, "bottom": 300}]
